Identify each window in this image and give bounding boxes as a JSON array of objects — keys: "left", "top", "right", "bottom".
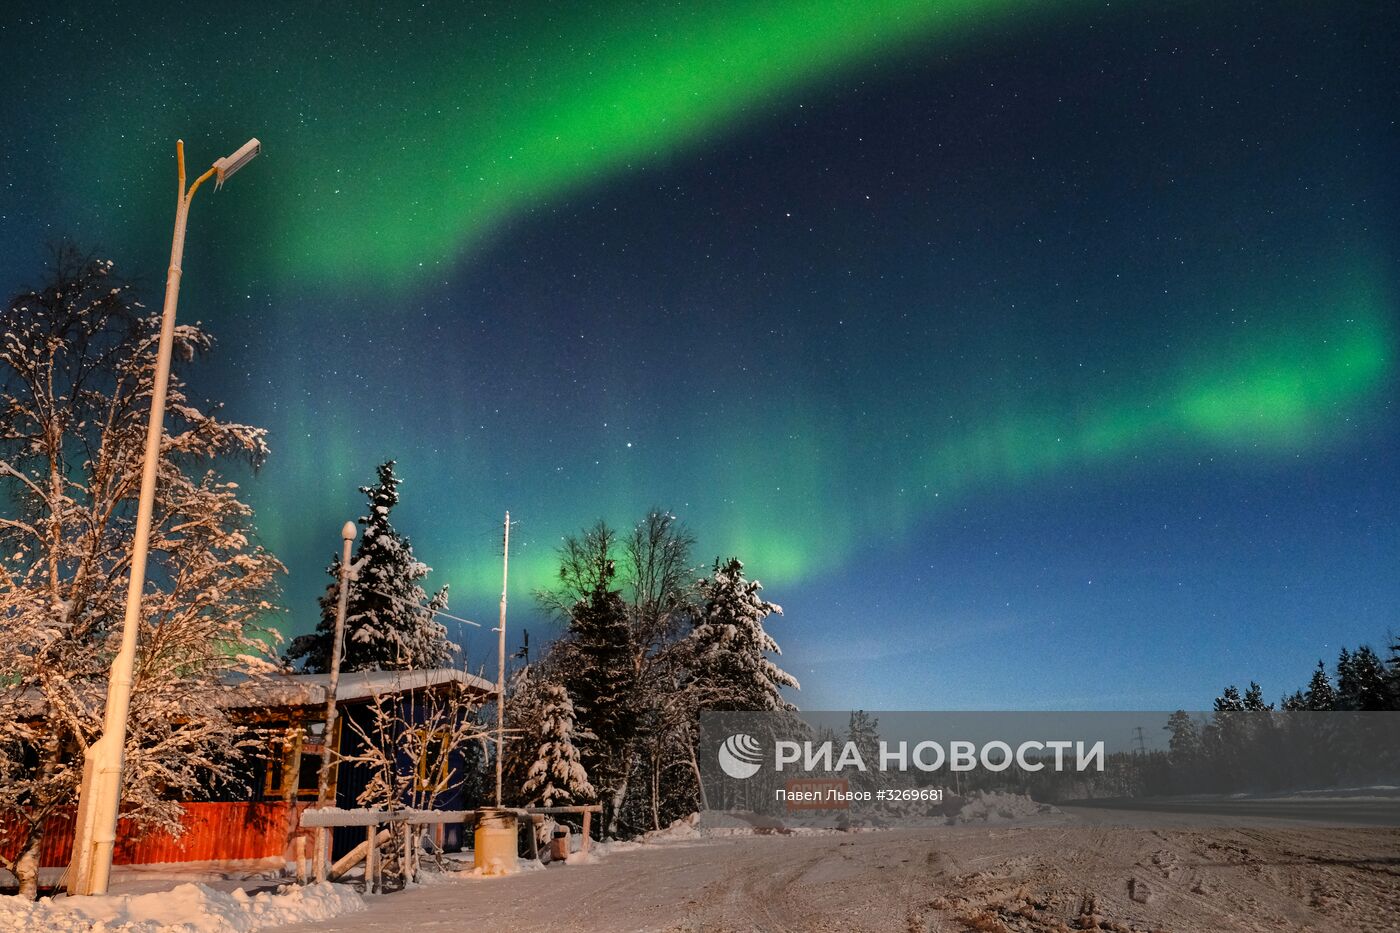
[
  {"left": 260, "top": 726, "right": 294, "bottom": 798},
  {"left": 297, "top": 732, "right": 327, "bottom": 800},
  {"left": 261, "top": 721, "right": 339, "bottom": 800}
]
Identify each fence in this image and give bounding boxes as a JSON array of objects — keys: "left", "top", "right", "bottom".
[{"left": 1, "top": 801, "right": 299, "bottom": 870}]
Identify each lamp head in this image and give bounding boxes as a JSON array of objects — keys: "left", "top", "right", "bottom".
[{"left": 213, "top": 138, "right": 261, "bottom": 189}]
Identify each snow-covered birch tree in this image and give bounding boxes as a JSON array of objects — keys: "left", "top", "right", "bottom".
[
  {"left": 335, "top": 677, "right": 486, "bottom": 888},
  {"left": 0, "top": 248, "right": 284, "bottom": 898}
]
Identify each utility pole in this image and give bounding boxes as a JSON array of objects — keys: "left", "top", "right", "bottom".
[
  {"left": 68, "top": 137, "right": 261, "bottom": 897},
  {"left": 313, "top": 521, "right": 357, "bottom": 880},
  {"left": 495, "top": 511, "right": 510, "bottom": 807}
]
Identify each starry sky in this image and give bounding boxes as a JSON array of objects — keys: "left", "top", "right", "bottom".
[{"left": 2, "top": 1, "right": 1397, "bottom": 709}]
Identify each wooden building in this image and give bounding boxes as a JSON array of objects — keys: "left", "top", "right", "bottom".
[{"left": 1, "top": 668, "right": 495, "bottom": 882}]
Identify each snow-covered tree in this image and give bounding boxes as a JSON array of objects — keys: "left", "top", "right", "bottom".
[
  {"left": 336, "top": 677, "right": 486, "bottom": 889},
  {"left": 560, "top": 558, "right": 640, "bottom": 835},
  {"left": 536, "top": 520, "right": 799, "bottom": 836},
  {"left": 287, "top": 461, "right": 454, "bottom": 672},
  {"left": 1164, "top": 711, "right": 1200, "bottom": 764},
  {"left": 1241, "top": 682, "right": 1272, "bottom": 711},
  {"left": 522, "top": 683, "right": 595, "bottom": 807},
  {"left": 689, "top": 557, "right": 798, "bottom": 712},
  {"left": 1213, "top": 686, "right": 1245, "bottom": 712},
  {"left": 1387, "top": 635, "right": 1400, "bottom": 709},
  {"left": 0, "top": 249, "right": 283, "bottom": 898},
  {"left": 624, "top": 511, "right": 699, "bottom": 663},
  {"left": 845, "top": 710, "right": 883, "bottom": 793},
  {"left": 1302, "top": 661, "right": 1337, "bottom": 711},
  {"left": 1337, "top": 645, "right": 1388, "bottom": 711}
]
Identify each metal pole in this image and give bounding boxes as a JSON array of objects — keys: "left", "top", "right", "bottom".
[
  {"left": 315, "top": 521, "right": 357, "bottom": 878},
  {"left": 495, "top": 511, "right": 509, "bottom": 807},
  {"left": 69, "top": 141, "right": 195, "bottom": 897}
]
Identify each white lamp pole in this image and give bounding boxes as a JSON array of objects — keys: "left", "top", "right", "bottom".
[
  {"left": 313, "top": 520, "right": 357, "bottom": 882},
  {"left": 68, "top": 138, "right": 261, "bottom": 897}
]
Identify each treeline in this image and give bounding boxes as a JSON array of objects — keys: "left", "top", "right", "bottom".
[{"left": 1213, "top": 636, "right": 1400, "bottom": 712}]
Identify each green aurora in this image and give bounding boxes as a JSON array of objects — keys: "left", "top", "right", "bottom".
[
  {"left": 55, "top": 0, "right": 1088, "bottom": 286},
  {"left": 416, "top": 269, "right": 1393, "bottom": 593}
]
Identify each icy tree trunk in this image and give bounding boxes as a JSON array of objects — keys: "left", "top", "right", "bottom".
[
  {"left": 690, "top": 744, "right": 708, "bottom": 812},
  {"left": 606, "top": 753, "right": 636, "bottom": 838},
  {"left": 13, "top": 741, "right": 63, "bottom": 900},
  {"left": 650, "top": 751, "right": 661, "bottom": 831},
  {"left": 14, "top": 823, "right": 44, "bottom": 900}
]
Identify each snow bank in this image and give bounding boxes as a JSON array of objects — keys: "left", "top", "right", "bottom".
[
  {"left": 947, "top": 791, "right": 1059, "bottom": 824},
  {"left": 0, "top": 881, "right": 364, "bottom": 933},
  {"left": 419, "top": 856, "right": 547, "bottom": 882}
]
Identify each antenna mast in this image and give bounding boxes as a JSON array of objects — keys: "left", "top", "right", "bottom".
[{"left": 495, "top": 511, "right": 510, "bottom": 807}]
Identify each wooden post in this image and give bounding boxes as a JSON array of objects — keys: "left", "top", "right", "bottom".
[
  {"left": 581, "top": 810, "right": 592, "bottom": 854},
  {"left": 314, "top": 827, "right": 328, "bottom": 882},
  {"left": 365, "top": 825, "right": 377, "bottom": 894},
  {"left": 294, "top": 835, "right": 308, "bottom": 884},
  {"left": 526, "top": 815, "right": 539, "bottom": 861}
]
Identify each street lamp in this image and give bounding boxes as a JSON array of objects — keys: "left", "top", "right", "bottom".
[
  {"left": 313, "top": 520, "right": 357, "bottom": 882},
  {"left": 68, "top": 138, "right": 261, "bottom": 897}
]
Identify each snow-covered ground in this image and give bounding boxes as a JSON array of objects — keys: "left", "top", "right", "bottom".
[
  {"left": 0, "top": 881, "right": 363, "bottom": 933},
  {"left": 11, "top": 797, "right": 1394, "bottom": 932},
  {"left": 266, "top": 820, "right": 1399, "bottom": 933}
]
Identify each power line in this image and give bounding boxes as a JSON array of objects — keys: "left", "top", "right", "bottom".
[{"left": 359, "top": 586, "right": 482, "bottom": 628}]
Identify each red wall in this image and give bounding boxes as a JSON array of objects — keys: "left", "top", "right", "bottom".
[{"left": 2, "top": 802, "right": 304, "bottom": 868}]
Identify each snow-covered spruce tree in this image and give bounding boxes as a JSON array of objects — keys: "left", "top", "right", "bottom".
[
  {"left": 1213, "top": 686, "right": 1245, "bottom": 712},
  {"left": 1337, "top": 645, "right": 1388, "bottom": 711},
  {"left": 0, "top": 248, "right": 283, "bottom": 898},
  {"left": 688, "top": 557, "right": 798, "bottom": 712},
  {"left": 286, "top": 460, "right": 454, "bottom": 672},
  {"left": 1303, "top": 661, "right": 1338, "bottom": 711},
  {"left": 522, "top": 683, "right": 595, "bottom": 807},
  {"left": 497, "top": 665, "right": 547, "bottom": 806},
  {"left": 1242, "top": 682, "right": 1273, "bottom": 711},
  {"left": 845, "top": 710, "right": 884, "bottom": 795},
  {"left": 560, "top": 560, "right": 640, "bottom": 834}
]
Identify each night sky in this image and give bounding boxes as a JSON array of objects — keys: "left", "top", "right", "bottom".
[{"left": 3, "top": 1, "right": 1397, "bottom": 709}]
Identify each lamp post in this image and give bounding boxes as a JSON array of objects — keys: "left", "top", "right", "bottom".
[
  {"left": 68, "top": 138, "right": 261, "bottom": 897},
  {"left": 313, "top": 520, "right": 357, "bottom": 881}
]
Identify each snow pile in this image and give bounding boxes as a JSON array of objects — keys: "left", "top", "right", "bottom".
[
  {"left": 419, "top": 856, "right": 547, "bottom": 882},
  {"left": 947, "top": 791, "right": 1058, "bottom": 824},
  {"left": 0, "top": 881, "right": 364, "bottom": 933},
  {"left": 642, "top": 812, "right": 701, "bottom": 842}
]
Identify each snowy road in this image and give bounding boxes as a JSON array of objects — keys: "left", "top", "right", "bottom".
[{"left": 274, "top": 821, "right": 1400, "bottom": 932}]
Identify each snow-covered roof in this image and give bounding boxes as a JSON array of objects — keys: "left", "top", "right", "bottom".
[{"left": 211, "top": 667, "right": 497, "bottom": 710}]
